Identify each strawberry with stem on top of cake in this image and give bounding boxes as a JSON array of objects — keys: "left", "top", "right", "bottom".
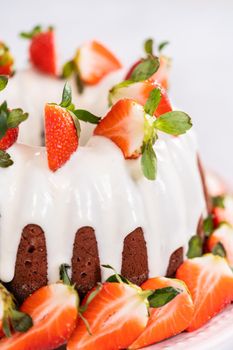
[
  {"left": 0, "top": 42, "right": 14, "bottom": 76},
  {"left": 62, "top": 40, "right": 122, "bottom": 92},
  {"left": 0, "top": 75, "right": 28, "bottom": 167},
  {"left": 125, "top": 38, "right": 171, "bottom": 89},
  {"left": 20, "top": 25, "right": 57, "bottom": 76}
]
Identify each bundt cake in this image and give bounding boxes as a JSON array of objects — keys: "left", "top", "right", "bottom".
[{"left": 0, "top": 32, "right": 207, "bottom": 305}]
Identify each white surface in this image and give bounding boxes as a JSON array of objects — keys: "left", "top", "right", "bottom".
[
  {"left": 148, "top": 304, "right": 233, "bottom": 350},
  {"left": 0, "top": 0, "right": 233, "bottom": 183}
]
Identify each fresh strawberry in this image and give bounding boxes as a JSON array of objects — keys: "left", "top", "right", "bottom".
[
  {"left": 125, "top": 56, "right": 170, "bottom": 90},
  {"left": 45, "top": 104, "right": 78, "bottom": 171},
  {"left": 94, "top": 98, "right": 191, "bottom": 180},
  {"left": 72, "top": 40, "right": 122, "bottom": 85},
  {"left": 109, "top": 79, "right": 172, "bottom": 118},
  {"left": 129, "top": 277, "right": 194, "bottom": 349},
  {"left": 0, "top": 128, "right": 18, "bottom": 150},
  {"left": 176, "top": 254, "right": 233, "bottom": 331},
  {"left": 67, "top": 282, "right": 149, "bottom": 350},
  {"left": 0, "top": 283, "right": 79, "bottom": 350},
  {"left": 125, "top": 39, "right": 170, "bottom": 89},
  {"left": 151, "top": 55, "right": 170, "bottom": 90},
  {"left": 94, "top": 99, "right": 146, "bottom": 159},
  {"left": 0, "top": 283, "right": 32, "bottom": 338},
  {"left": 20, "top": 26, "right": 56, "bottom": 75},
  {"left": 207, "top": 223, "right": 233, "bottom": 267},
  {"left": 212, "top": 195, "right": 233, "bottom": 227},
  {"left": 0, "top": 100, "right": 28, "bottom": 152},
  {"left": 0, "top": 42, "right": 14, "bottom": 76},
  {"left": 67, "top": 273, "right": 180, "bottom": 350},
  {"left": 45, "top": 82, "right": 81, "bottom": 171}
]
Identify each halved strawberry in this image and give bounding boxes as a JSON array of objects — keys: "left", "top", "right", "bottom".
[
  {"left": 125, "top": 39, "right": 170, "bottom": 89},
  {"left": 73, "top": 40, "right": 121, "bottom": 85},
  {"left": 21, "top": 26, "right": 56, "bottom": 75},
  {"left": 207, "top": 223, "right": 233, "bottom": 267},
  {"left": 0, "top": 283, "right": 79, "bottom": 350},
  {"left": 45, "top": 104, "right": 79, "bottom": 171},
  {"left": 176, "top": 254, "right": 233, "bottom": 331},
  {"left": 129, "top": 277, "right": 194, "bottom": 349},
  {"left": 212, "top": 195, "right": 233, "bottom": 227},
  {"left": 125, "top": 56, "right": 170, "bottom": 90},
  {"left": 109, "top": 79, "right": 172, "bottom": 118},
  {"left": 94, "top": 99, "right": 147, "bottom": 159},
  {"left": 94, "top": 98, "right": 191, "bottom": 180},
  {"left": 0, "top": 283, "right": 32, "bottom": 339},
  {"left": 0, "top": 42, "right": 14, "bottom": 76},
  {"left": 0, "top": 100, "right": 28, "bottom": 152},
  {"left": 67, "top": 282, "right": 149, "bottom": 350}
]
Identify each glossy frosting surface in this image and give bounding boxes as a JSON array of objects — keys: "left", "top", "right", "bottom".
[{"left": 0, "top": 69, "right": 206, "bottom": 283}]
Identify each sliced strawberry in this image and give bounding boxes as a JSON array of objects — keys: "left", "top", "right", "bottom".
[
  {"left": 176, "top": 254, "right": 233, "bottom": 331},
  {"left": 207, "top": 223, "right": 233, "bottom": 267},
  {"left": 109, "top": 79, "right": 172, "bottom": 118},
  {"left": 129, "top": 277, "right": 194, "bottom": 349},
  {"left": 74, "top": 40, "right": 122, "bottom": 85},
  {"left": 125, "top": 56, "right": 170, "bottom": 90},
  {"left": 212, "top": 195, "right": 233, "bottom": 227},
  {"left": 0, "top": 42, "right": 14, "bottom": 76},
  {"left": 0, "top": 127, "right": 18, "bottom": 150},
  {"left": 45, "top": 104, "right": 79, "bottom": 171},
  {"left": 21, "top": 26, "right": 56, "bottom": 75},
  {"left": 0, "top": 283, "right": 79, "bottom": 350},
  {"left": 67, "top": 282, "right": 149, "bottom": 350},
  {"left": 94, "top": 99, "right": 146, "bottom": 159}
]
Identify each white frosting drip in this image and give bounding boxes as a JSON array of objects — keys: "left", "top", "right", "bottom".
[{"left": 0, "top": 68, "right": 206, "bottom": 284}]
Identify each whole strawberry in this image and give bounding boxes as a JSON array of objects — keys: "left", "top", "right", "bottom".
[{"left": 20, "top": 25, "right": 57, "bottom": 75}]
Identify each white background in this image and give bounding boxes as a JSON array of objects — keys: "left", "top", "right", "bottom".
[{"left": 1, "top": 0, "right": 233, "bottom": 183}]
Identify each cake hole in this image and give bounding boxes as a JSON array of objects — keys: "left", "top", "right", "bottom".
[
  {"left": 81, "top": 272, "right": 87, "bottom": 279},
  {"left": 77, "top": 257, "right": 81, "bottom": 263},
  {"left": 87, "top": 261, "right": 91, "bottom": 266},
  {"left": 25, "top": 260, "right": 32, "bottom": 268},
  {"left": 28, "top": 245, "right": 35, "bottom": 253}
]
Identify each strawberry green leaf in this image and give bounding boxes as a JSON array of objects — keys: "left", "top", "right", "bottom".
[
  {"left": 187, "top": 235, "right": 203, "bottom": 259},
  {"left": 130, "top": 56, "right": 160, "bottom": 82},
  {"left": 102, "top": 264, "right": 123, "bottom": 283},
  {"left": 144, "top": 38, "right": 153, "bottom": 55},
  {"left": 212, "top": 195, "right": 225, "bottom": 209},
  {"left": 7, "top": 109, "right": 28, "bottom": 129},
  {"left": 141, "top": 143, "right": 157, "bottom": 180},
  {"left": 73, "top": 110, "right": 101, "bottom": 124},
  {"left": 144, "top": 88, "right": 161, "bottom": 116},
  {"left": 0, "top": 111, "right": 8, "bottom": 139},
  {"left": 158, "top": 41, "right": 170, "bottom": 52},
  {"left": 75, "top": 72, "right": 84, "bottom": 94},
  {"left": 11, "top": 310, "right": 33, "bottom": 333},
  {"left": 0, "top": 150, "right": 13, "bottom": 168},
  {"left": 69, "top": 111, "right": 81, "bottom": 138},
  {"left": 148, "top": 286, "right": 181, "bottom": 308},
  {"left": 79, "top": 284, "right": 102, "bottom": 314},
  {"left": 59, "top": 264, "right": 71, "bottom": 285},
  {"left": 106, "top": 274, "right": 130, "bottom": 284},
  {"left": 60, "top": 82, "right": 72, "bottom": 108},
  {"left": 2, "top": 317, "right": 11, "bottom": 338},
  {"left": 0, "top": 76, "right": 8, "bottom": 91},
  {"left": 20, "top": 25, "right": 42, "bottom": 39},
  {"left": 203, "top": 215, "right": 214, "bottom": 237},
  {"left": 154, "top": 111, "right": 192, "bottom": 135},
  {"left": 62, "top": 60, "right": 76, "bottom": 79},
  {"left": 212, "top": 242, "right": 226, "bottom": 258}
]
